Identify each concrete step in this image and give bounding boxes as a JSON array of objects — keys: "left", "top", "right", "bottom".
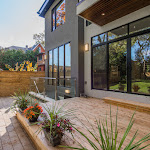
[{"left": 103, "top": 97, "right": 150, "bottom": 114}]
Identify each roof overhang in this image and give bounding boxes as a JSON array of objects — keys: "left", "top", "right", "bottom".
[
  {"left": 77, "top": 0, "right": 150, "bottom": 26},
  {"left": 37, "top": 0, "right": 55, "bottom": 18}
]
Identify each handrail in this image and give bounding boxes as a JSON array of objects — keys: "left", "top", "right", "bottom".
[{"left": 30, "top": 77, "right": 77, "bottom": 80}]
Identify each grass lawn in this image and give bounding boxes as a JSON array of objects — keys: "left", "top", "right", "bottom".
[{"left": 110, "top": 81, "right": 150, "bottom": 94}]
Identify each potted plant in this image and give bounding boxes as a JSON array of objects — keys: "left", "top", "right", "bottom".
[
  {"left": 118, "top": 82, "right": 125, "bottom": 91},
  {"left": 11, "top": 91, "right": 30, "bottom": 113},
  {"left": 36, "top": 102, "right": 74, "bottom": 147},
  {"left": 42, "top": 113, "right": 72, "bottom": 146},
  {"left": 24, "top": 103, "right": 43, "bottom": 122},
  {"left": 148, "top": 86, "right": 150, "bottom": 94},
  {"left": 132, "top": 84, "right": 140, "bottom": 92}
]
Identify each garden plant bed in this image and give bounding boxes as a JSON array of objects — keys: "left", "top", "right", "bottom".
[{"left": 16, "top": 112, "right": 70, "bottom": 150}]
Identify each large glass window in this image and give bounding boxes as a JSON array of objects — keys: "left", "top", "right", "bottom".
[
  {"left": 91, "top": 16, "right": 150, "bottom": 96},
  {"left": 48, "top": 42, "right": 71, "bottom": 86},
  {"left": 49, "top": 50, "right": 53, "bottom": 85},
  {"left": 52, "top": 0, "right": 65, "bottom": 31},
  {"left": 53, "top": 48, "right": 58, "bottom": 78},
  {"left": 59, "top": 45, "right": 64, "bottom": 86},
  {"left": 65, "top": 43, "right": 71, "bottom": 87},
  {"left": 108, "top": 25, "right": 128, "bottom": 41},
  {"left": 129, "top": 17, "right": 150, "bottom": 34},
  {"left": 92, "top": 33, "right": 107, "bottom": 45},
  {"left": 93, "top": 45, "right": 107, "bottom": 89},
  {"left": 131, "top": 33, "right": 150, "bottom": 94},
  {"left": 109, "top": 40, "right": 127, "bottom": 92}
]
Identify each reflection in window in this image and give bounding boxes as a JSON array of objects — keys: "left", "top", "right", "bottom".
[
  {"left": 52, "top": 10, "right": 55, "bottom": 31},
  {"left": 59, "top": 46, "right": 64, "bottom": 86},
  {"left": 92, "top": 33, "right": 107, "bottom": 45},
  {"left": 65, "top": 43, "right": 71, "bottom": 87},
  {"left": 49, "top": 50, "right": 53, "bottom": 85},
  {"left": 53, "top": 48, "right": 58, "bottom": 78},
  {"left": 93, "top": 45, "right": 107, "bottom": 89},
  {"left": 48, "top": 43, "right": 71, "bottom": 87},
  {"left": 130, "top": 17, "right": 150, "bottom": 34},
  {"left": 109, "top": 40, "right": 127, "bottom": 92},
  {"left": 52, "top": 0, "right": 65, "bottom": 31},
  {"left": 108, "top": 25, "right": 127, "bottom": 41},
  {"left": 131, "top": 33, "right": 150, "bottom": 94}
]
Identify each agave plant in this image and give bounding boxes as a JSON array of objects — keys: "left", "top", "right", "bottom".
[{"left": 61, "top": 107, "right": 150, "bottom": 150}]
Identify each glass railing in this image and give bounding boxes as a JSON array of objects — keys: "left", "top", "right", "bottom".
[{"left": 29, "top": 77, "right": 77, "bottom": 101}]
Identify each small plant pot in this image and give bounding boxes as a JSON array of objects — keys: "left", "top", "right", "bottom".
[
  {"left": 133, "top": 87, "right": 140, "bottom": 92},
  {"left": 43, "top": 129, "right": 62, "bottom": 147},
  {"left": 29, "top": 116, "right": 38, "bottom": 122}
]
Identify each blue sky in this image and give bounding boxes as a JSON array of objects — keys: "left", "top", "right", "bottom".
[{"left": 0, "top": 0, "right": 45, "bottom": 48}]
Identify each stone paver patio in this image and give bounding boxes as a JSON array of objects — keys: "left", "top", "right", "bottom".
[
  {"left": 0, "top": 97, "right": 150, "bottom": 150},
  {"left": 0, "top": 97, "right": 35, "bottom": 150}
]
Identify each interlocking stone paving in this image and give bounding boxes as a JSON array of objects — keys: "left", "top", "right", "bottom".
[
  {"left": 0, "top": 97, "right": 35, "bottom": 150},
  {"left": 0, "top": 97, "right": 150, "bottom": 150}
]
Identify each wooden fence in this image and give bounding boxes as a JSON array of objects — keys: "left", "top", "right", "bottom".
[{"left": 0, "top": 71, "right": 45, "bottom": 97}]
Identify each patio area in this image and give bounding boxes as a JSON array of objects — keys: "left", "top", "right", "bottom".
[{"left": 0, "top": 97, "right": 150, "bottom": 150}]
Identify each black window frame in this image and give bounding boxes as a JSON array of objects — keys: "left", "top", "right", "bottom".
[
  {"left": 48, "top": 42, "right": 71, "bottom": 87},
  {"left": 91, "top": 15, "right": 150, "bottom": 96},
  {"left": 52, "top": 0, "right": 66, "bottom": 32}
]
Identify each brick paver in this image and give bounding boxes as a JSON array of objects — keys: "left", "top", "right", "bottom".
[{"left": 0, "top": 97, "right": 35, "bottom": 150}]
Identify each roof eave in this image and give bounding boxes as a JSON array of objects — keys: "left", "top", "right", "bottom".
[{"left": 37, "top": 0, "right": 55, "bottom": 18}]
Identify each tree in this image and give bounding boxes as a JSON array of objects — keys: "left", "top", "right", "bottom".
[
  {"left": 0, "top": 49, "right": 39, "bottom": 70},
  {"left": 33, "top": 32, "right": 45, "bottom": 46}
]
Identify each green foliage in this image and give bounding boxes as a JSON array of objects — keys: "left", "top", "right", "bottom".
[
  {"left": 11, "top": 91, "right": 30, "bottom": 111},
  {"left": 61, "top": 107, "right": 150, "bottom": 150},
  {"left": 0, "top": 49, "right": 39, "bottom": 70},
  {"left": 34, "top": 102, "right": 75, "bottom": 138}
]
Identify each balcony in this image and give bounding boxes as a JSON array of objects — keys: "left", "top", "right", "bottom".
[{"left": 77, "top": 0, "right": 150, "bottom": 26}]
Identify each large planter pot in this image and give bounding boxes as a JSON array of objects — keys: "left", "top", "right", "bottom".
[{"left": 43, "top": 129, "right": 62, "bottom": 147}]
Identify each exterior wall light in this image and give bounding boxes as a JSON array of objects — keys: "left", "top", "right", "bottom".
[
  {"left": 85, "top": 43, "right": 89, "bottom": 52},
  {"left": 65, "top": 89, "right": 71, "bottom": 94}
]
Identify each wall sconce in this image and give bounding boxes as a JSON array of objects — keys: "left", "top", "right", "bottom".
[
  {"left": 85, "top": 43, "right": 89, "bottom": 52},
  {"left": 65, "top": 89, "right": 70, "bottom": 94},
  {"left": 44, "top": 55, "right": 47, "bottom": 60}
]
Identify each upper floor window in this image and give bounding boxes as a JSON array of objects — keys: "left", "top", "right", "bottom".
[
  {"left": 52, "top": 0, "right": 66, "bottom": 31},
  {"left": 86, "top": 20, "right": 92, "bottom": 26},
  {"left": 39, "top": 54, "right": 42, "bottom": 60},
  {"left": 38, "top": 47, "right": 41, "bottom": 53}
]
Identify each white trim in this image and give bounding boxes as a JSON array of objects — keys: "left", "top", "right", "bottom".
[{"left": 32, "top": 43, "right": 45, "bottom": 52}]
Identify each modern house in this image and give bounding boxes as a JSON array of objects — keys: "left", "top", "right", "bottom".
[
  {"left": 32, "top": 43, "right": 45, "bottom": 71},
  {"left": 38, "top": 0, "right": 150, "bottom": 103}
]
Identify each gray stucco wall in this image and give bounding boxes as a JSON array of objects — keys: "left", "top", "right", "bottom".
[
  {"left": 44, "top": 0, "right": 84, "bottom": 96},
  {"left": 84, "top": 6, "right": 150, "bottom": 104}
]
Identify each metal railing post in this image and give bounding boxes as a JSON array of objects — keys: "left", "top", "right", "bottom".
[
  {"left": 74, "top": 79, "right": 77, "bottom": 97},
  {"left": 55, "top": 79, "right": 57, "bottom": 101}
]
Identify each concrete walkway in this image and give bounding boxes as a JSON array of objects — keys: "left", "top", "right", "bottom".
[{"left": 0, "top": 97, "right": 35, "bottom": 150}]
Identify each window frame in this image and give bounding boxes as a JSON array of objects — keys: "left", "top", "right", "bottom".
[
  {"left": 48, "top": 42, "right": 71, "bottom": 87},
  {"left": 52, "top": 0, "right": 66, "bottom": 32},
  {"left": 91, "top": 15, "right": 150, "bottom": 96}
]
